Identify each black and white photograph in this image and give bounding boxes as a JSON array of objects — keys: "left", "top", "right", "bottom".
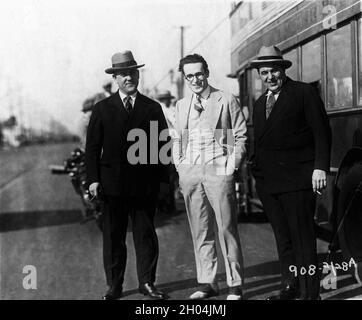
[{"left": 0, "top": 0, "right": 362, "bottom": 309}]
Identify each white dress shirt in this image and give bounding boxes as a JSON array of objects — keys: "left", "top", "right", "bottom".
[{"left": 118, "top": 90, "right": 137, "bottom": 110}]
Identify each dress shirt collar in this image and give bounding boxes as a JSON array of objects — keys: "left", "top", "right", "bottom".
[
  {"left": 267, "top": 89, "right": 280, "bottom": 101},
  {"left": 196, "top": 85, "right": 211, "bottom": 101},
  {"left": 118, "top": 90, "right": 138, "bottom": 106}
]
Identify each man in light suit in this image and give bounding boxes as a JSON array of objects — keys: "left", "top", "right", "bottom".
[
  {"left": 172, "top": 54, "right": 247, "bottom": 300},
  {"left": 251, "top": 45, "right": 331, "bottom": 300}
]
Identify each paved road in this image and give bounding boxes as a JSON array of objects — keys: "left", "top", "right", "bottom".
[{"left": 0, "top": 143, "right": 361, "bottom": 300}]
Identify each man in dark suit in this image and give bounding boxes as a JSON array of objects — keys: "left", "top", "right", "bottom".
[
  {"left": 250, "top": 45, "right": 331, "bottom": 300},
  {"left": 85, "top": 50, "right": 169, "bottom": 300}
]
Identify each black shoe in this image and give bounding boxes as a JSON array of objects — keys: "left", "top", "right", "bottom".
[
  {"left": 267, "top": 285, "right": 300, "bottom": 300},
  {"left": 139, "top": 283, "right": 166, "bottom": 300},
  {"left": 189, "top": 283, "right": 219, "bottom": 300},
  {"left": 102, "top": 285, "right": 123, "bottom": 300}
]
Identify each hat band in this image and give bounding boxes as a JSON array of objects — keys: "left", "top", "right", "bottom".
[
  {"left": 257, "top": 55, "right": 284, "bottom": 60},
  {"left": 112, "top": 60, "right": 137, "bottom": 68}
]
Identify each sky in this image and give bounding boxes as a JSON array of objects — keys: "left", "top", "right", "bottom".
[{"left": 0, "top": 0, "right": 238, "bottom": 134}]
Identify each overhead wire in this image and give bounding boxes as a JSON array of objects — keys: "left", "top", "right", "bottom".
[{"left": 154, "top": 15, "right": 229, "bottom": 89}]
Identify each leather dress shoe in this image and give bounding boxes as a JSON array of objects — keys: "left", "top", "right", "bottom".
[
  {"left": 139, "top": 283, "right": 166, "bottom": 299},
  {"left": 189, "top": 283, "right": 219, "bottom": 300},
  {"left": 227, "top": 286, "right": 243, "bottom": 300},
  {"left": 267, "top": 285, "right": 300, "bottom": 300},
  {"left": 102, "top": 285, "right": 123, "bottom": 300}
]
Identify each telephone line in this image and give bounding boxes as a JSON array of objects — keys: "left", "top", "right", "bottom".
[{"left": 154, "top": 15, "right": 228, "bottom": 89}]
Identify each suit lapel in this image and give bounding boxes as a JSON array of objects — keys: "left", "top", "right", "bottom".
[
  {"left": 177, "top": 94, "right": 192, "bottom": 157},
  {"left": 177, "top": 87, "right": 222, "bottom": 156},
  {"left": 207, "top": 87, "right": 223, "bottom": 129},
  {"left": 179, "top": 87, "right": 222, "bottom": 129},
  {"left": 179, "top": 93, "right": 193, "bottom": 129},
  {"left": 108, "top": 92, "right": 128, "bottom": 137},
  {"left": 127, "top": 93, "right": 151, "bottom": 130},
  {"left": 258, "top": 79, "right": 292, "bottom": 143}
]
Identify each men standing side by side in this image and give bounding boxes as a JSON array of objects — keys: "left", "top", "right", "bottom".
[
  {"left": 173, "top": 54, "right": 247, "bottom": 300},
  {"left": 251, "top": 45, "right": 331, "bottom": 300},
  {"left": 85, "top": 50, "right": 169, "bottom": 300}
]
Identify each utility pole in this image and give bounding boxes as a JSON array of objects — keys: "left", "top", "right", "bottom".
[
  {"left": 176, "top": 25, "right": 189, "bottom": 99},
  {"left": 179, "top": 26, "right": 185, "bottom": 99},
  {"left": 139, "top": 68, "right": 146, "bottom": 93}
]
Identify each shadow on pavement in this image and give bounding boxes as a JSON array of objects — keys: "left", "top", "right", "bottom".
[
  {"left": 154, "top": 200, "right": 270, "bottom": 229},
  {"left": 238, "top": 211, "right": 269, "bottom": 224},
  {"left": 322, "top": 274, "right": 362, "bottom": 299},
  {"left": 324, "top": 283, "right": 362, "bottom": 300},
  {"left": 121, "top": 260, "right": 282, "bottom": 299},
  {"left": 121, "top": 251, "right": 362, "bottom": 300},
  {"left": 0, "top": 209, "right": 83, "bottom": 232},
  {"left": 153, "top": 197, "right": 187, "bottom": 229}
]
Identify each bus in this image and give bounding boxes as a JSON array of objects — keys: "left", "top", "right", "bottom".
[{"left": 229, "top": 0, "right": 362, "bottom": 270}]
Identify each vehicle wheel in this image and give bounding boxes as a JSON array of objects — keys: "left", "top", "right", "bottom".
[{"left": 337, "top": 163, "right": 362, "bottom": 283}]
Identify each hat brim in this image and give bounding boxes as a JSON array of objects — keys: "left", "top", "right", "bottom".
[
  {"left": 158, "top": 95, "right": 175, "bottom": 100},
  {"left": 105, "top": 64, "right": 145, "bottom": 74},
  {"left": 250, "top": 59, "right": 292, "bottom": 69}
]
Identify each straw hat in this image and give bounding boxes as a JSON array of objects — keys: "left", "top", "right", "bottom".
[
  {"left": 156, "top": 90, "right": 175, "bottom": 100},
  {"left": 250, "top": 45, "right": 292, "bottom": 69}
]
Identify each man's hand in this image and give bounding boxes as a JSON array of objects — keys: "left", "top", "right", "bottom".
[
  {"left": 89, "top": 182, "right": 100, "bottom": 198},
  {"left": 312, "top": 169, "right": 327, "bottom": 194}
]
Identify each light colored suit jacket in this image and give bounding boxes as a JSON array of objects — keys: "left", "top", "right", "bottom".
[{"left": 172, "top": 86, "right": 247, "bottom": 175}]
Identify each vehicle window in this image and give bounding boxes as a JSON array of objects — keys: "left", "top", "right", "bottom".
[
  {"left": 326, "top": 24, "right": 353, "bottom": 109},
  {"left": 284, "top": 48, "right": 298, "bottom": 80},
  {"left": 301, "top": 37, "right": 322, "bottom": 97}
]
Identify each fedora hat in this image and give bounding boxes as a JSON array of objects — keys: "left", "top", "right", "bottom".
[
  {"left": 82, "top": 97, "right": 94, "bottom": 113},
  {"left": 156, "top": 90, "right": 175, "bottom": 100},
  {"left": 105, "top": 50, "right": 145, "bottom": 74},
  {"left": 250, "top": 45, "right": 292, "bottom": 69},
  {"left": 102, "top": 80, "right": 113, "bottom": 89}
]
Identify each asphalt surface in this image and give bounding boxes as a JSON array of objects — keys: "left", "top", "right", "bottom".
[{"left": 0, "top": 142, "right": 361, "bottom": 300}]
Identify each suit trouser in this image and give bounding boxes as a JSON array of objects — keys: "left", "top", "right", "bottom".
[
  {"left": 102, "top": 195, "right": 159, "bottom": 288},
  {"left": 179, "top": 165, "right": 244, "bottom": 287},
  {"left": 256, "top": 184, "right": 319, "bottom": 298}
]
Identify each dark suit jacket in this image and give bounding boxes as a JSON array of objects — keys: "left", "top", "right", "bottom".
[
  {"left": 85, "top": 91, "right": 169, "bottom": 197},
  {"left": 251, "top": 77, "right": 331, "bottom": 193}
]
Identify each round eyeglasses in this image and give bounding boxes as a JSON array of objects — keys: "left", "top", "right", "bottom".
[{"left": 184, "top": 72, "right": 206, "bottom": 82}]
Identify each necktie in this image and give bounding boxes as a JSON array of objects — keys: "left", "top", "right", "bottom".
[
  {"left": 194, "top": 95, "right": 204, "bottom": 114},
  {"left": 124, "top": 96, "right": 132, "bottom": 113},
  {"left": 266, "top": 93, "right": 276, "bottom": 119}
]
